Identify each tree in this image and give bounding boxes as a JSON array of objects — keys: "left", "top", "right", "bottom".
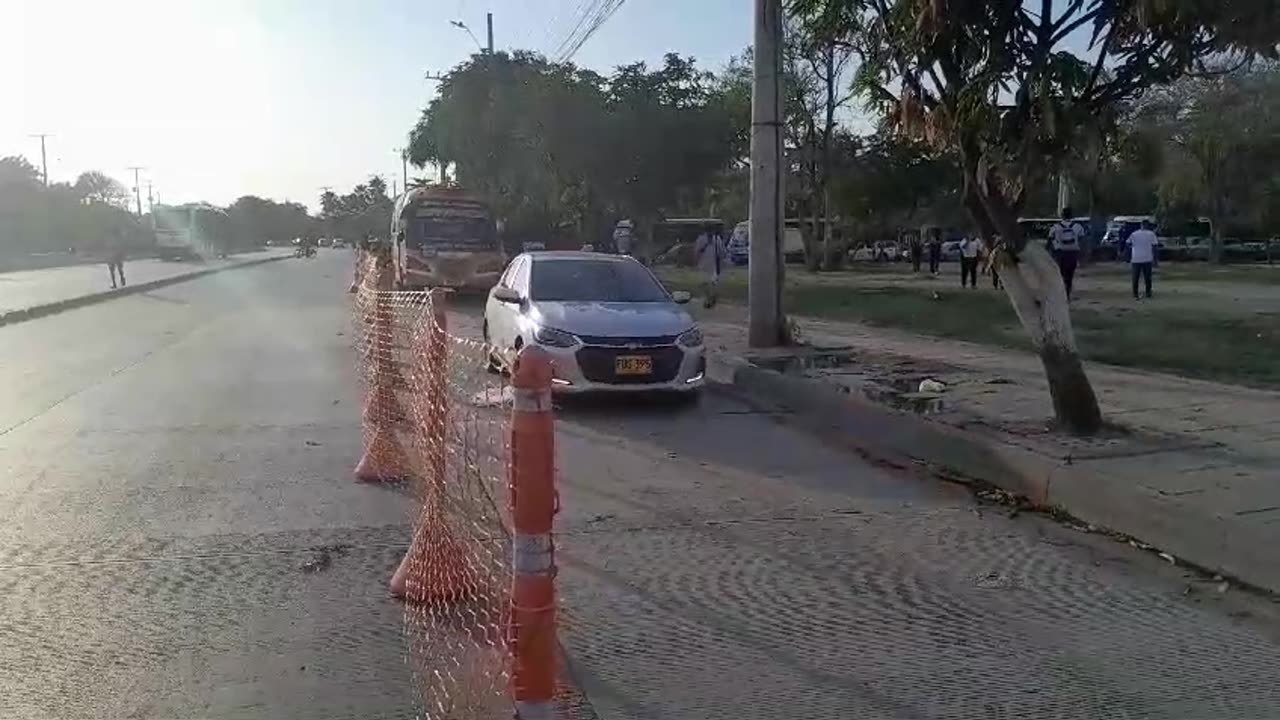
[
  {"left": 794, "top": 0, "right": 1280, "bottom": 434},
  {"left": 227, "top": 195, "right": 314, "bottom": 249},
  {"left": 74, "top": 171, "right": 129, "bottom": 208},
  {"left": 787, "top": 6, "right": 861, "bottom": 268},
  {"left": 406, "top": 51, "right": 739, "bottom": 250},
  {"left": 1132, "top": 63, "right": 1280, "bottom": 260}
]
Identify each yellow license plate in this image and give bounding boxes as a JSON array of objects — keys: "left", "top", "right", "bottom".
[{"left": 614, "top": 355, "right": 653, "bottom": 375}]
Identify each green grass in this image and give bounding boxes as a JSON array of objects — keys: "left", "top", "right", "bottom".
[
  {"left": 1084, "top": 261, "right": 1280, "bottom": 285},
  {"left": 659, "top": 268, "right": 1280, "bottom": 388}
]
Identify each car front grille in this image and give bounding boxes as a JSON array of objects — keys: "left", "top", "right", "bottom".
[
  {"left": 575, "top": 342, "right": 685, "bottom": 385},
  {"left": 576, "top": 334, "right": 678, "bottom": 347}
]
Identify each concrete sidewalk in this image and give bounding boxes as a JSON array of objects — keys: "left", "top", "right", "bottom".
[
  {"left": 696, "top": 303, "right": 1280, "bottom": 594},
  {"left": 0, "top": 249, "right": 296, "bottom": 325}
]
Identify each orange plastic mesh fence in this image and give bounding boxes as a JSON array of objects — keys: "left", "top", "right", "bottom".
[{"left": 351, "top": 253, "right": 581, "bottom": 719}]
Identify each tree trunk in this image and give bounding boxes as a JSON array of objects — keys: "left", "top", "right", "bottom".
[
  {"left": 998, "top": 243, "right": 1103, "bottom": 434},
  {"left": 1211, "top": 202, "right": 1226, "bottom": 264},
  {"left": 963, "top": 162, "right": 1103, "bottom": 435}
]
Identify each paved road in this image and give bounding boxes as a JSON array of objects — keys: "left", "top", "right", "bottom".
[
  {"left": 1, "top": 253, "right": 1279, "bottom": 719},
  {"left": 0, "top": 248, "right": 297, "bottom": 315}
]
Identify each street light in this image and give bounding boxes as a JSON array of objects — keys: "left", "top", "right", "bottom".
[{"left": 450, "top": 20, "right": 484, "bottom": 52}]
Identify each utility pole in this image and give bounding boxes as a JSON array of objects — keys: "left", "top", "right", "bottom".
[
  {"left": 29, "top": 134, "right": 50, "bottom": 187},
  {"left": 394, "top": 148, "right": 408, "bottom": 190},
  {"left": 748, "top": 0, "right": 785, "bottom": 347},
  {"left": 146, "top": 182, "right": 155, "bottom": 214},
  {"left": 319, "top": 186, "right": 334, "bottom": 242},
  {"left": 1057, "top": 171, "right": 1071, "bottom": 213},
  {"left": 128, "top": 166, "right": 146, "bottom": 216},
  {"left": 486, "top": 12, "right": 494, "bottom": 53}
]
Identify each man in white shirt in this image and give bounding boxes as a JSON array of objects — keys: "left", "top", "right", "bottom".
[
  {"left": 694, "top": 229, "right": 726, "bottom": 308},
  {"left": 959, "top": 234, "right": 981, "bottom": 288},
  {"left": 1048, "top": 207, "right": 1085, "bottom": 299},
  {"left": 1127, "top": 220, "right": 1158, "bottom": 299}
]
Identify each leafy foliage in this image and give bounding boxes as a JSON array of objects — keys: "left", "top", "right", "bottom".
[
  {"left": 407, "top": 51, "right": 740, "bottom": 246},
  {"left": 793, "top": 0, "right": 1280, "bottom": 249},
  {"left": 1129, "top": 62, "right": 1280, "bottom": 252},
  {"left": 318, "top": 176, "right": 393, "bottom": 242}
]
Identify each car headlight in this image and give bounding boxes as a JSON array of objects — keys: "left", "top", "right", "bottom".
[
  {"left": 533, "top": 326, "right": 579, "bottom": 348},
  {"left": 677, "top": 327, "right": 704, "bottom": 348}
]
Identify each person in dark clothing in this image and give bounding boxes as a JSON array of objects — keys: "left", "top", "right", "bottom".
[
  {"left": 107, "top": 230, "right": 127, "bottom": 289},
  {"left": 1049, "top": 207, "right": 1084, "bottom": 299},
  {"left": 959, "top": 235, "right": 980, "bottom": 288},
  {"left": 108, "top": 250, "right": 126, "bottom": 288},
  {"left": 927, "top": 229, "right": 942, "bottom": 275}
]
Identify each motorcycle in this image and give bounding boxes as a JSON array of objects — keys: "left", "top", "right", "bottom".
[{"left": 295, "top": 245, "right": 317, "bottom": 258}]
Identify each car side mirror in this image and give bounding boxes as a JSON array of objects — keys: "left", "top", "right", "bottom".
[
  {"left": 493, "top": 286, "right": 524, "bottom": 305},
  {"left": 671, "top": 290, "right": 691, "bottom": 304}
]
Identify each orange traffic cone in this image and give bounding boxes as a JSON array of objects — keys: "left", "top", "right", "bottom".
[
  {"left": 353, "top": 422, "right": 411, "bottom": 483},
  {"left": 363, "top": 380, "right": 409, "bottom": 428},
  {"left": 389, "top": 506, "right": 480, "bottom": 603}
]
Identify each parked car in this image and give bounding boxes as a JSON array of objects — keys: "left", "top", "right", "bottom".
[
  {"left": 484, "top": 252, "right": 705, "bottom": 395},
  {"left": 940, "top": 240, "right": 963, "bottom": 261}
]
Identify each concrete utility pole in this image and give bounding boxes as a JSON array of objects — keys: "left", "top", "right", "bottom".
[
  {"left": 748, "top": 0, "right": 786, "bottom": 347},
  {"left": 1057, "top": 171, "right": 1072, "bottom": 213},
  {"left": 128, "top": 166, "right": 146, "bottom": 217},
  {"left": 319, "top": 186, "right": 334, "bottom": 242},
  {"left": 486, "top": 12, "right": 494, "bottom": 53},
  {"left": 395, "top": 148, "right": 408, "bottom": 190},
  {"left": 146, "top": 182, "right": 155, "bottom": 213},
  {"left": 29, "top": 134, "right": 50, "bottom": 187}
]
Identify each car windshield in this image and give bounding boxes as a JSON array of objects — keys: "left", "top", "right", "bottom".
[{"left": 529, "top": 258, "right": 670, "bottom": 303}]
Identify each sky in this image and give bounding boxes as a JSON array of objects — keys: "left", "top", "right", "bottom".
[{"left": 0, "top": 0, "right": 751, "bottom": 211}]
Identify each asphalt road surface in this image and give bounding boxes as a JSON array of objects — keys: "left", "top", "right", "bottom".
[{"left": 2, "top": 251, "right": 1279, "bottom": 719}]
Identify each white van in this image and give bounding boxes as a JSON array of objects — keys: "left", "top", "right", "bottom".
[{"left": 727, "top": 220, "right": 808, "bottom": 265}]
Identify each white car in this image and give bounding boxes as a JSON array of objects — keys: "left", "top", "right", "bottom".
[{"left": 484, "top": 252, "right": 706, "bottom": 394}]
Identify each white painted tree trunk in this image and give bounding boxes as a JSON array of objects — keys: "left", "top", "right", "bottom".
[{"left": 999, "top": 243, "right": 1102, "bottom": 433}]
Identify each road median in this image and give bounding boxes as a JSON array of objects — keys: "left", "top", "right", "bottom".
[{"left": 0, "top": 254, "right": 289, "bottom": 328}]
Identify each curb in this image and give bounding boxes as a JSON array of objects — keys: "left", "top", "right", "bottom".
[
  {"left": 0, "top": 255, "right": 289, "bottom": 329},
  {"left": 710, "top": 354, "right": 1280, "bottom": 595}
]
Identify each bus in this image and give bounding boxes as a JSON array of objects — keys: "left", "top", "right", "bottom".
[
  {"left": 151, "top": 203, "right": 231, "bottom": 261},
  {"left": 390, "top": 185, "right": 503, "bottom": 291}
]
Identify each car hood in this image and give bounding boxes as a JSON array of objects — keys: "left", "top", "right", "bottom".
[{"left": 529, "top": 301, "right": 694, "bottom": 338}]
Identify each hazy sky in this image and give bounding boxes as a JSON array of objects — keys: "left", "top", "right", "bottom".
[{"left": 1, "top": 0, "right": 751, "bottom": 210}]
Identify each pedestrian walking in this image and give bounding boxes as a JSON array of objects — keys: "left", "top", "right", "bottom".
[
  {"left": 613, "top": 219, "right": 634, "bottom": 256},
  {"left": 694, "top": 228, "right": 727, "bottom": 309},
  {"left": 1049, "top": 207, "right": 1085, "bottom": 298},
  {"left": 927, "top": 229, "right": 942, "bottom": 275},
  {"left": 1127, "top": 219, "right": 1157, "bottom": 299},
  {"left": 959, "top": 234, "right": 980, "bottom": 288},
  {"left": 909, "top": 233, "right": 923, "bottom": 273},
  {"left": 987, "top": 236, "right": 1003, "bottom": 289},
  {"left": 106, "top": 229, "right": 127, "bottom": 289}
]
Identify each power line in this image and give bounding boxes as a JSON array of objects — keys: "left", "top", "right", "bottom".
[
  {"left": 545, "top": 0, "right": 594, "bottom": 57},
  {"left": 554, "top": 0, "right": 626, "bottom": 63},
  {"left": 550, "top": 0, "right": 604, "bottom": 61}
]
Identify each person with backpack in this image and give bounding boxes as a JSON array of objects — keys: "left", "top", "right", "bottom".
[{"left": 1049, "top": 207, "right": 1085, "bottom": 299}]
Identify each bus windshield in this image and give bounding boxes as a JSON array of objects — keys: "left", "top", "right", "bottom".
[{"left": 412, "top": 216, "right": 495, "bottom": 252}]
